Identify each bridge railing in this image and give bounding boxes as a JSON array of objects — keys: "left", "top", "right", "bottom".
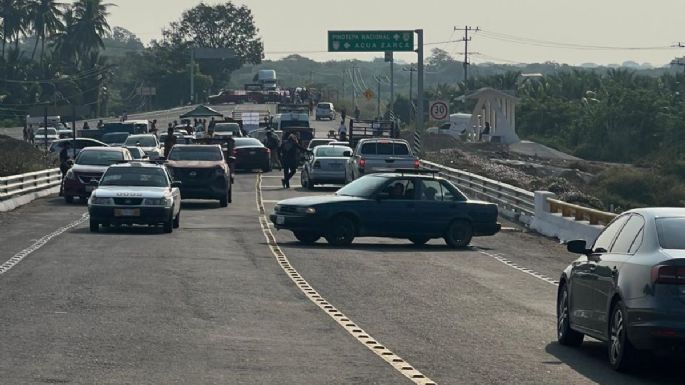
[{"left": 0, "top": 168, "right": 61, "bottom": 202}]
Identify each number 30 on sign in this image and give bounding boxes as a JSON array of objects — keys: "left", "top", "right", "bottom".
[{"left": 429, "top": 101, "right": 449, "bottom": 121}]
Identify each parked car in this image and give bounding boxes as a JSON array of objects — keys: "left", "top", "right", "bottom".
[
  {"left": 301, "top": 145, "right": 353, "bottom": 189},
  {"left": 166, "top": 144, "right": 232, "bottom": 207},
  {"left": 87, "top": 162, "right": 181, "bottom": 233},
  {"left": 557, "top": 207, "right": 685, "bottom": 371},
  {"left": 124, "top": 134, "right": 162, "bottom": 160},
  {"left": 48, "top": 138, "right": 108, "bottom": 160},
  {"left": 271, "top": 170, "right": 500, "bottom": 246},
  {"left": 63, "top": 147, "right": 133, "bottom": 203},
  {"left": 315, "top": 102, "right": 336, "bottom": 120},
  {"left": 345, "top": 138, "right": 419, "bottom": 182},
  {"left": 232, "top": 138, "right": 271, "bottom": 172},
  {"left": 102, "top": 132, "right": 130, "bottom": 147}
]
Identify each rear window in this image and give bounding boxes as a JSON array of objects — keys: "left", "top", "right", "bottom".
[
  {"left": 125, "top": 136, "right": 157, "bottom": 147},
  {"left": 76, "top": 150, "right": 124, "bottom": 166},
  {"left": 656, "top": 218, "right": 685, "bottom": 249},
  {"left": 214, "top": 123, "right": 240, "bottom": 133},
  {"left": 234, "top": 138, "right": 264, "bottom": 148},
  {"left": 169, "top": 147, "right": 222, "bottom": 161},
  {"left": 360, "top": 142, "right": 410, "bottom": 155},
  {"left": 315, "top": 146, "right": 351, "bottom": 157},
  {"left": 317, "top": 103, "right": 331, "bottom": 109}
]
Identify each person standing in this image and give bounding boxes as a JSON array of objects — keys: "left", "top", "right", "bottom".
[
  {"left": 163, "top": 127, "right": 177, "bottom": 158},
  {"left": 354, "top": 105, "right": 360, "bottom": 121},
  {"left": 279, "top": 133, "right": 307, "bottom": 189},
  {"left": 97, "top": 119, "right": 104, "bottom": 129},
  {"left": 59, "top": 142, "right": 72, "bottom": 196},
  {"left": 150, "top": 119, "right": 158, "bottom": 136},
  {"left": 265, "top": 130, "right": 281, "bottom": 170},
  {"left": 28, "top": 124, "right": 35, "bottom": 144},
  {"left": 338, "top": 120, "right": 347, "bottom": 142}
]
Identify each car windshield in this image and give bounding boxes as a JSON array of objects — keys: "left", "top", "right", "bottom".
[
  {"left": 102, "top": 133, "right": 129, "bottom": 144},
  {"left": 169, "top": 147, "right": 222, "bottom": 161},
  {"left": 656, "top": 218, "right": 685, "bottom": 249},
  {"left": 336, "top": 175, "right": 388, "bottom": 198},
  {"left": 100, "top": 167, "right": 168, "bottom": 187},
  {"left": 360, "top": 142, "right": 410, "bottom": 155},
  {"left": 234, "top": 138, "right": 263, "bottom": 148},
  {"left": 124, "top": 136, "right": 157, "bottom": 147},
  {"left": 214, "top": 123, "right": 240, "bottom": 132},
  {"left": 125, "top": 147, "right": 145, "bottom": 159},
  {"left": 76, "top": 150, "right": 124, "bottom": 166},
  {"left": 315, "top": 146, "right": 351, "bottom": 157}
]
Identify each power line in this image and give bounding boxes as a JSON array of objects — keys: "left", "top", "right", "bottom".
[{"left": 454, "top": 26, "right": 479, "bottom": 85}]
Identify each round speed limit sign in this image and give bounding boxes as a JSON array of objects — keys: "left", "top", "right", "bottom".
[{"left": 429, "top": 101, "right": 449, "bottom": 121}]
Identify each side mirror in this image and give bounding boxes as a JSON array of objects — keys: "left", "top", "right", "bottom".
[
  {"left": 343, "top": 151, "right": 351, "bottom": 157},
  {"left": 226, "top": 156, "right": 236, "bottom": 164},
  {"left": 171, "top": 181, "right": 182, "bottom": 188},
  {"left": 89, "top": 179, "right": 99, "bottom": 187},
  {"left": 567, "top": 240, "right": 589, "bottom": 255}
]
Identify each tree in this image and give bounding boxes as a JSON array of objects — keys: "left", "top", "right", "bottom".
[
  {"left": 159, "top": 1, "right": 263, "bottom": 79},
  {"left": 0, "top": 0, "right": 29, "bottom": 58},
  {"left": 71, "top": 0, "right": 112, "bottom": 57},
  {"left": 27, "top": 0, "right": 64, "bottom": 67}
]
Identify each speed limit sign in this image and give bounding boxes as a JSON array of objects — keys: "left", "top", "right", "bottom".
[{"left": 429, "top": 100, "right": 449, "bottom": 121}]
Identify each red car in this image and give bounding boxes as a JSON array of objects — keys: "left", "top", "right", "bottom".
[{"left": 62, "top": 147, "right": 132, "bottom": 203}]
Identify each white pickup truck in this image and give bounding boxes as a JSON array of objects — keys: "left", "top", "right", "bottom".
[{"left": 345, "top": 138, "right": 419, "bottom": 182}]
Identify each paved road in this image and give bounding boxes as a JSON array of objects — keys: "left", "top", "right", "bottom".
[{"left": 1, "top": 106, "right": 682, "bottom": 384}]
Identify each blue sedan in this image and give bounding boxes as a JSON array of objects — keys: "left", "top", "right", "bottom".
[{"left": 270, "top": 171, "right": 500, "bottom": 247}]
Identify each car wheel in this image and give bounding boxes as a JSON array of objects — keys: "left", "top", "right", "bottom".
[
  {"left": 444, "top": 220, "right": 473, "bottom": 248},
  {"left": 609, "top": 300, "right": 638, "bottom": 371},
  {"left": 163, "top": 218, "right": 173, "bottom": 233},
  {"left": 173, "top": 212, "right": 180, "bottom": 229},
  {"left": 300, "top": 172, "right": 308, "bottom": 189},
  {"left": 64, "top": 195, "right": 74, "bottom": 204},
  {"left": 325, "top": 217, "right": 356, "bottom": 246},
  {"left": 89, "top": 219, "right": 99, "bottom": 233},
  {"left": 294, "top": 231, "right": 320, "bottom": 245},
  {"left": 409, "top": 236, "right": 430, "bottom": 245},
  {"left": 557, "top": 284, "right": 584, "bottom": 346}
]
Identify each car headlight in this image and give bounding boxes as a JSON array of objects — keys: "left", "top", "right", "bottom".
[
  {"left": 296, "top": 207, "right": 316, "bottom": 214},
  {"left": 65, "top": 169, "right": 76, "bottom": 180},
  {"left": 215, "top": 167, "right": 225, "bottom": 175},
  {"left": 274, "top": 204, "right": 281, "bottom": 212},
  {"left": 143, "top": 197, "right": 173, "bottom": 207},
  {"left": 90, "top": 196, "right": 113, "bottom": 205}
]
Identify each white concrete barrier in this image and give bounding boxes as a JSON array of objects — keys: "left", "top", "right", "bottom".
[{"left": 529, "top": 191, "right": 607, "bottom": 244}]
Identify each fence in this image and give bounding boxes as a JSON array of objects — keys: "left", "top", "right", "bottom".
[{"left": 0, "top": 168, "right": 61, "bottom": 205}]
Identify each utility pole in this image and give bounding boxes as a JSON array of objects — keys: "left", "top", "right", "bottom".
[
  {"left": 190, "top": 47, "right": 195, "bottom": 104},
  {"left": 416, "top": 29, "right": 424, "bottom": 132},
  {"left": 376, "top": 76, "right": 381, "bottom": 118},
  {"left": 454, "top": 26, "right": 479, "bottom": 86},
  {"left": 403, "top": 65, "right": 417, "bottom": 121},
  {"left": 342, "top": 69, "right": 346, "bottom": 103},
  {"left": 390, "top": 56, "right": 394, "bottom": 116}
]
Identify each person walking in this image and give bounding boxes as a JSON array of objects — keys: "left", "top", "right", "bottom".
[
  {"left": 163, "top": 127, "right": 177, "bottom": 158},
  {"left": 97, "top": 119, "right": 104, "bottom": 129},
  {"left": 338, "top": 120, "right": 348, "bottom": 142},
  {"left": 354, "top": 105, "right": 360, "bottom": 121},
  {"left": 279, "top": 133, "right": 308, "bottom": 189},
  {"left": 150, "top": 119, "right": 158, "bottom": 136},
  {"left": 265, "top": 130, "right": 281, "bottom": 170},
  {"left": 59, "top": 142, "right": 72, "bottom": 196}
]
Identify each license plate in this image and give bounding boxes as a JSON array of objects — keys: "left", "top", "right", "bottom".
[
  {"left": 189, "top": 171, "right": 197, "bottom": 177},
  {"left": 329, "top": 163, "right": 342, "bottom": 169},
  {"left": 276, "top": 215, "right": 285, "bottom": 225},
  {"left": 114, "top": 209, "right": 140, "bottom": 217},
  {"left": 249, "top": 151, "right": 256, "bottom": 155},
  {"left": 85, "top": 185, "right": 94, "bottom": 192}
]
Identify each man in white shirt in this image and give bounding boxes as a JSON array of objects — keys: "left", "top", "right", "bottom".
[{"left": 338, "top": 120, "right": 347, "bottom": 140}]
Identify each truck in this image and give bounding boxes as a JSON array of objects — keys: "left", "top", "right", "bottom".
[
  {"left": 348, "top": 119, "right": 400, "bottom": 148},
  {"left": 345, "top": 138, "right": 419, "bottom": 182},
  {"left": 426, "top": 113, "right": 472, "bottom": 139},
  {"left": 77, "top": 120, "right": 149, "bottom": 141},
  {"left": 257, "top": 69, "right": 277, "bottom": 90}
]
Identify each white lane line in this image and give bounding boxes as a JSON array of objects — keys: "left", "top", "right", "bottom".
[
  {"left": 0, "top": 213, "right": 89, "bottom": 276},
  {"left": 256, "top": 174, "right": 436, "bottom": 385},
  {"left": 475, "top": 248, "right": 559, "bottom": 287}
]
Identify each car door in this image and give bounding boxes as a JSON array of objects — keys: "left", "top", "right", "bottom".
[
  {"left": 413, "top": 179, "right": 460, "bottom": 235},
  {"left": 590, "top": 214, "right": 645, "bottom": 335},
  {"left": 570, "top": 214, "right": 629, "bottom": 333},
  {"left": 366, "top": 178, "right": 418, "bottom": 236}
]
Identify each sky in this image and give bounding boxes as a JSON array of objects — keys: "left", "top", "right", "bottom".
[{"left": 104, "top": 0, "right": 685, "bottom": 66}]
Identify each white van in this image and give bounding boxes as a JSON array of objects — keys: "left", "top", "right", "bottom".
[{"left": 427, "top": 113, "right": 472, "bottom": 138}]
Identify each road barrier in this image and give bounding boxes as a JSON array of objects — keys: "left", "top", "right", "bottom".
[
  {"left": 420, "top": 160, "right": 614, "bottom": 244},
  {"left": 0, "top": 168, "right": 61, "bottom": 212}
]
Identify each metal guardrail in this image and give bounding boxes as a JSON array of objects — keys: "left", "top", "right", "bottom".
[
  {"left": 548, "top": 198, "right": 616, "bottom": 225},
  {"left": 420, "top": 160, "right": 535, "bottom": 216},
  {"left": 0, "top": 168, "right": 61, "bottom": 201}
]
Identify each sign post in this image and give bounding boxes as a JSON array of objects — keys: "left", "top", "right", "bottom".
[{"left": 429, "top": 100, "right": 449, "bottom": 121}]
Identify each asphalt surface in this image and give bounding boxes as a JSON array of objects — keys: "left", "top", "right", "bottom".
[{"left": 1, "top": 106, "right": 683, "bottom": 384}]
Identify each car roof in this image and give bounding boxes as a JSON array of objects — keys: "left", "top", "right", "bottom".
[
  {"left": 127, "top": 134, "right": 156, "bottom": 138},
  {"left": 109, "top": 161, "right": 164, "bottom": 169},
  {"left": 625, "top": 207, "right": 685, "bottom": 220},
  {"left": 80, "top": 146, "right": 126, "bottom": 152},
  {"left": 103, "top": 131, "right": 130, "bottom": 135},
  {"left": 170, "top": 144, "right": 221, "bottom": 149},
  {"left": 123, "top": 120, "right": 148, "bottom": 124},
  {"left": 358, "top": 138, "right": 408, "bottom": 144},
  {"left": 373, "top": 172, "right": 442, "bottom": 180}
]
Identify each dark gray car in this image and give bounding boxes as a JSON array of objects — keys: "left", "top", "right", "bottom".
[{"left": 557, "top": 207, "right": 685, "bottom": 371}]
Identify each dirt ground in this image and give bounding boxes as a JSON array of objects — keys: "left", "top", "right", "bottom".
[
  {"left": 417, "top": 133, "right": 618, "bottom": 210},
  {"left": 0, "top": 135, "right": 56, "bottom": 177}
]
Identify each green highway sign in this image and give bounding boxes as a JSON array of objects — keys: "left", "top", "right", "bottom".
[{"left": 328, "top": 30, "right": 414, "bottom": 52}]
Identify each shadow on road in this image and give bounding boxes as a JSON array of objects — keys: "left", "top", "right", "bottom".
[
  {"left": 72, "top": 224, "right": 167, "bottom": 235},
  {"left": 181, "top": 201, "right": 222, "bottom": 210},
  {"left": 545, "top": 341, "right": 683, "bottom": 384},
  {"left": 278, "top": 240, "right": 475, "bottom": 254}
]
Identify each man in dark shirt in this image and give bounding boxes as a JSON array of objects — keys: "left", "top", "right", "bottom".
[{"left": 163, "top": 127, "right": 177, "bottom": 158}]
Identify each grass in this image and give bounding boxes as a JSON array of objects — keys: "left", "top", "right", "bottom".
[{"left": 0, "top": 135, "right": 55, "bottom": 177}]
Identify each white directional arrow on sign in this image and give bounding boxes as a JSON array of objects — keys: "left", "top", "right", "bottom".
[
  {"left": 344, "top": 42, "right": 351, "bottom": 49},
  {"left": 393, "top": 34, "right": 400, "bottom": 41}
]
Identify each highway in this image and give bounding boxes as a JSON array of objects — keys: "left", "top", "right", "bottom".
[{"left": 0, "top": 105, "right": 682, "bottom": 384}]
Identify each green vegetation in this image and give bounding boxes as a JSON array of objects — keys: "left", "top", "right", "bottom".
[{"left": 0, "top": 135, "right": 54, "bottom": 176}]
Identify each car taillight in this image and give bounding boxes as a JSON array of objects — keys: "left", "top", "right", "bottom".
[
  {"left": 359, "top": 158, "right": 366, "bottom": 168},
  {"left": 264, "top": 148, "right": 270, "bottom": 154},
  {"left": 414, "top": 159, "right": 420, "bottom": 169},
  {"left": 314, "top": 161, "right": 321, "bottom": 169},
  {"left": 652, "top": 265, "right": 685, "bottom": 285},
  {"left": 232, "top": 149, "right": 238, "bottom": 157}
]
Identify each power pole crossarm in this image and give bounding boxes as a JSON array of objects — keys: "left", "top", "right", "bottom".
[{"left": 454, "top": 26, "right": 479, "bottom": 86}]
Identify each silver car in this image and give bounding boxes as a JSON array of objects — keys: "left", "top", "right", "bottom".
[
  {"left": 300, "top": 145, "right": 352, "bottom": 189},
  {"left": 558, "top": 207, "right": 685, "bottom": 371},
  {"left": 315, "top": 102, "right": 336, "bottom": 120}
]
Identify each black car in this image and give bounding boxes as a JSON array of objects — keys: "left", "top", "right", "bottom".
[
  {"left": 557, "top": 208, "right": 685, "bottom": 371},
  {"left": 270, "top": 171, "right": 500, "bottom": 246},
  {"left": 233, "top": 138, "right": 271, "bottom": 172}
]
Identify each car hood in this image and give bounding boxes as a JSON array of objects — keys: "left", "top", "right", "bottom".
[
  {"left": 277, "top": 195, "right": 365, "bottom": 206},
  {"left": 71, "top": 164, "right": 110, "bottom": 174},
  {"left": 93, "top": 186, "right": 170, "bottom": 198},
  {"left": 166, "top": 160, "right": 224, "bottom": 168}
]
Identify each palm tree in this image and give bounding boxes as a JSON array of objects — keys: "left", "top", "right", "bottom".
[
  {"left": 0, "top": 0, "right": 29, "bottom": 58},
  {"left": 71, "top": 0, "right": 112, "bottom": 57},
  {"left": 51, "top": 5, "right": 76, "bottom": 64},
  {"left": 28, "top": 0, "right": 64, "bottom": 67}
]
